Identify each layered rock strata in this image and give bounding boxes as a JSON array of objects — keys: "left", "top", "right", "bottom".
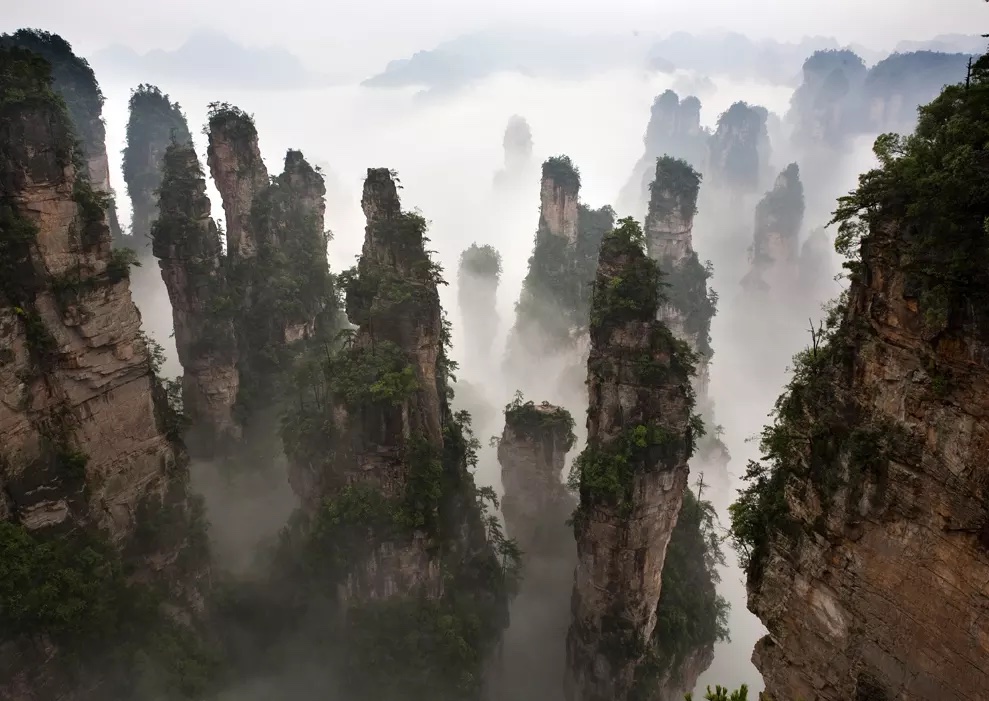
[
  {"left": 0, "top": 44, "right": 207, "bottom": 700},
  {"left": 736, "top": 62, "right": 989, "bottom": 701},
  {"left": 565, "top": 218, "right": 697, "bottom": 701}
]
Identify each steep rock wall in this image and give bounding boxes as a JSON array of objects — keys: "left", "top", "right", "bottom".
[
  {"left": 206, "top": 103, "right": 269, "bottom": 260},
  {"left": 152, "top": 142, "right": 240, "bottom": 457},
  {"left": 565, "top": 219, "right": 697, "bottom": 701},
  {"left": 497, "top": 399, "right": 575, "bottom": 558},
  {"left": 0, "top": 45, "right": 208, "bottom": 700},
  {"left": 735, "top": 62, "right": 989, "bottom": 701},
  {"left": 742, "top": 163, "right": 804, "bottom": 294}
]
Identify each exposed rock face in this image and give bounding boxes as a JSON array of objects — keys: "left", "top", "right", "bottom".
[
  {"left": 206, "top": 103, "right": 269, "bottom": 260},
  {"left": 742, "top": 163, "right": 804, "bottom": 293},
  {"left": 280, "top": 169, "right": 512, "bottom": 700},
  {"left": 617, "top": 90, "right": 708, "bottom": 220},
  {"left": 0, "top": 45, "right": 206, "bottom": 699},
  {"left": 565, "top": 219, "right": 697, "bottom": 701},
  {"left": 541, "top": 157, "right": 580, "bottom": 244},
  {"left": 287, "top": 169, "right": 446, "bottom": 596},
  {"left": 708, "top": 101, "right": 771, "bottom": 196},
  {"left": 152, "top": 142, "right": 240, "bottom": 457},
  {"left": 122, "top": 84, "right": 193, "bottom": 254},
  {"left": 458, "top": 243, "right": 502, "bottom": 372},
  {"left": 497, "top": 399, "right": 575, "bottom": 557},
  {"left": 507, "top": 156, "right": 585, "bottom": 379},
  {"left": 736, "top": 63, "right": 989, "bottom": 701},
  {"left": 644, "top": 157, "right": 725, "bottom": 476},
  {"left": 0, "top": 30, "right": 123, "bottom": 241},
  {"left": 788, "top": 49, "right": 867, "bottom": 150}
]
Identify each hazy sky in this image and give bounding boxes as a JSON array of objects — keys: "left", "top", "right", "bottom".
[{"left": 3, "top": 0, "right": 986, "bottom": 76}]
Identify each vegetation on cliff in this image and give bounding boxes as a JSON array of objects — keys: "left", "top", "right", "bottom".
[
  {"left": 123, "top": 84, "right": 192, "bottom": 247},
  {"left": 459, "top": 243, "right": 503, "bottom": 279},
  {"left": 570, "top": 218, "right": 702, "bottom": 517},
  {"left": 730, "top": 51, "right": 989, "bottom": 580},
  {"left": 750, "top": 163, "right": 804, "bottom": 267},
  {"left": 635, "top": 486, "right": 730, "bottom": 696},
  {"left": 277, "top": 173, "right": 517, "bottom": 701},
  {"left": 648, "top": 157, "right": 717, "bottom": 358},
  {"left": 503, "top": 390, "right": 577, "bottom": 449}
]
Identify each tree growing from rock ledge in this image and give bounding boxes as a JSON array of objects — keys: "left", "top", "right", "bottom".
[{"left": 564, "top": 217, "right": 707, "bottom": 701}]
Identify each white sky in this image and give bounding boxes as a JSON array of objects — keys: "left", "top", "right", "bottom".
[{"left": 2, "top": 0, "right": 986, "bottom": 75}]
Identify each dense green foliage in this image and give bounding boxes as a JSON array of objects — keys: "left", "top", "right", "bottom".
[
  {"left": 650, "top": 156, "right": 702, "bottom": 218},
  {"left": 503, "top": 390, "right": 577, "bottom": 449},
  {"left": 459, "top": 243, "right": 502, "bottom": 279},
  {"left": 649, "top": 488, "right": 730, "bottom": 682},
  {"left": 543, "top": 154, "right": 581, "bottom": 193},
  {"left": 575, "top": 203, "right": 616, "bottom": 322},
  {"left": 0, "top": 29, "right": 103, "bottom": 157},
  {"left": 734, "top": 54, "right": 989, "bottom": 579},
  {"left": 590, "top": 218, "right": 663, "bottom": 333},
  {"left": 662, "top": 254, "right": 717, "bottom": 358},
  {"left": 684, "top": 685, "right": 750, "bottom": 701},
  {"left": 831, "top": 53, "right": 989, "bottom": 328},
  {"left": 516, "top": 215, "right": 579, "bottom": 345}
]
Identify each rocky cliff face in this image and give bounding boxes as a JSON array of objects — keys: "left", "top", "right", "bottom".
[
  {"left": 123, "top": 84, "right": 193, "bottom": 254},
  {"left": 507, "top": 155, "right": 586, "bottom": 381},
  {"left": 863, "top": 51, "right": 971, "bottom": 134},
  {"left": 618, "top": 90, "right": 708, "bottom": 220},
  {"left": 0, "top": 45, "right": 208, "bottom": 700},
  {"left": 742, "top": 163, "right": 804, "bottom": 293},
  {"left": 565, "top": 218, "right": 697, "bottom": 701},
  {"left": 708, "top": 101, "right": 771, "bottom": 197},
  {"left": 644, "top": 156, "right": 725, "bottom": 475},
  {"left": 503, "top": 114, "right": 533, "bottom": 173},
  {"left": 458, "top": 243, "right": 502, "bottom": 372},
  {"left": 206, "top": 103, "right": 269, "bottom": 260},
  {"left": 733, "top": 61, "right": 989, "bottom": 701},
  {"left": 0, "top": 30, "right": 123, "bottom": 242},
  {"left": 152, "top": 142, "right": 240, "bottom": 458},
  {"left": 280, "top": 168, "right": 513, "bottom": 700},
  {"left": 498, "top": 398, "right": 575, "bottom": 558}
]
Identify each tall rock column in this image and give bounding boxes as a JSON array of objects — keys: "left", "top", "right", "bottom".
[
  {"left": 122, "top": 83, "right": 193, "bottom": 252},
  {"left": 151, "top": 142, "right": 240, "bottom": 457},
  {"left": 280, "top": 169, "right": 514, "bottom": 701},
  {"left": 458, "top": 243, "right": 502, "bottom": 372},
  {"left": 732, "top": 61, "right": 989, "bottom": 701},
  {"left": 497, "top": 396, "right": 576, "bottom": 557},
  {"left": 565, "top": 218, "right": 698, "bottom": 701},
  {"left": 0, "top": 30, "right": 124, "bottom": 241},
  {"left": 206, "top": 102, "right": 269, "bottom": 260},
  {"left": 0, "top": 45, "right": 208, "bottom": 699},
  {"left": 741, "top": 163, "right": 804, "bottom": 293},
  {"left": 645, "top": 156, "right": 725, "bottom": 472},
  {"left": 506, "top": 155, "right": 584, "bottom": 381},
  {"left": 708, "top": 101, "right": 771, "bottom": 198}
]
